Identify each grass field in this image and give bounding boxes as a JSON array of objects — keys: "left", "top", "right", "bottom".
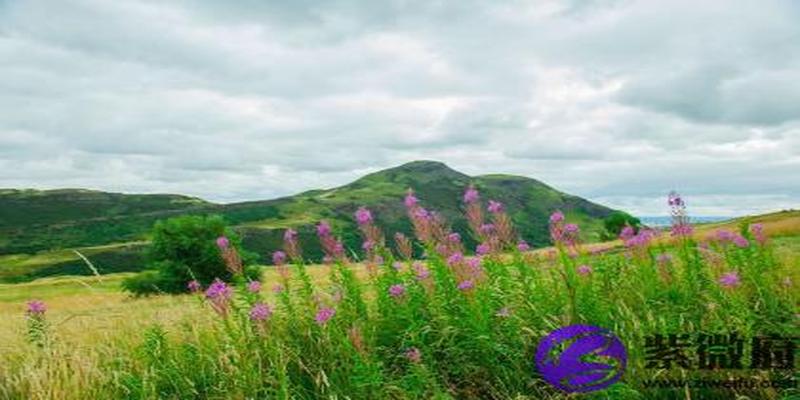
[{"left": 0, "top": 201, "right": 798, "bottom": 399}]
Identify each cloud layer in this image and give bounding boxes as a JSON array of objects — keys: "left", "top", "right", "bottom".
[{"left": 1, "top": 0, "right": 798, "bottom": 215}]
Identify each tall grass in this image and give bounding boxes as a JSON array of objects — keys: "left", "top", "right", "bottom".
[{"left": 1, "top": 190, "right": 797, "bottom": 400}]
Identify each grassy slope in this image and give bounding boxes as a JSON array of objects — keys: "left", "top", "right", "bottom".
[{"left": 0, "top": 161, "right": 620, "bottom": 282}]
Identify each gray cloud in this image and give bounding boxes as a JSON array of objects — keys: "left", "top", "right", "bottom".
[{"left": 0, "top": 0, "right": 798, "bottom": 215}]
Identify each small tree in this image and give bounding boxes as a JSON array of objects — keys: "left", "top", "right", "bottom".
[{"left": 123, "top": 215, "right": 258, "bottom": 295}]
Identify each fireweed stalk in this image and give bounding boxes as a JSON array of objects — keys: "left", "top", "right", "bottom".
[{"left": 25, "top": 300, "right": 48, "bottom": 347}]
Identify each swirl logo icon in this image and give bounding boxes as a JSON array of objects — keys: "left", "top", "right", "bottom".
[{"left": 536, "top": 324, "right": 627, "bottom": 393}]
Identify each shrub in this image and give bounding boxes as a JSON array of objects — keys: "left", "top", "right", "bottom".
[{"left": 123, "top": 215, "right": 258, "bottom": 295}]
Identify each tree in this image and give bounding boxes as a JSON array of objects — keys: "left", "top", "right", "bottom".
[{"left": 123, "top": 215, "right": 258, "bottom": 295}]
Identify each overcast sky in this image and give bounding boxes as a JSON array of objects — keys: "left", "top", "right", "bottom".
[{"left": 1, "top": 0, "right": 798, "bottom": 216}]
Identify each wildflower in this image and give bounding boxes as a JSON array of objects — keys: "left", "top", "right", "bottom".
[
  {"left": 355, "top": 206, "right": 373, "bottom": 225},
  {"left": 405, "top": 347, "right": 422, "bottom": 363},
  {"left": 404, "top": 190, "right": 418, "bottom": 208},
  {"left": 205, "top": 279, "right": 233, "bottom": 316},
  {"left": 732, "top": 235, "right": 749, "bottom": 248},
  {"left": 750, "top": 223, "right": 767, "bottom": 245},
  {"left": 413, "top": 262, "right": 430, "bottom": 280},
  {"left": 272, "top": 250, "right": 287, "bottom": 265},
  {"left": 479, "top": 223, "right": 495, "bottom": 235},
  {"left": 620, "top": 225, "right": 636, "bottom": 241},
  {"left": 457, "top": 279, "right": 475, "bottom": 291},
  {"left": 283, "top": 228, "right": 301, "bottom": 260},
  {"left": 272, "top": 283, "right": 284, "bottom": 294},
  {"left": 577, "top": 265, "right": 593, "bottom": 276},
  {"left": 388, "top": 284, "right": 406, "bottom": 298},
  {"left": 26, "top": 300, "right": 46, "bottom": 316},
  {"left": 718, "top": 271, "right": 741, "bottom": 288},
  {"left": 476, "top": 243, "right": 491, "bottom": 256},
  {"left": 495, "top": 307, "right": 511, "bottom": 317},
  {"left": 414, "top": 208, "right": 429, "bottom": 219},
  {"left": 247, "top": 280, "right": 262, "bottom": 294},
  {"left": 549, "top": 211, "right": 565, "bottom": 224},
  {"left": 315, "top": 307, "right": 336, "bottom": 325},
  {"left": 716, "top": 230, "right": 734, "bottom": 242},
  {"left": 394, "top": 232, "right": 413, "bottom": 260},
  {"left": 447, "top": 252, "right": 464, "bottom": 266},
  {"left": 668, "top": 191, "right": 693, "bottom": 237},
  {"left": 392, "top": 262, "right": 403, "bottom": 271},
  {"left": 564, "top": 223, "right": 579, "bottom": 234},
  {"left": 487, "top": 200, "right": 504, "bottom": 214},
  {"left": 362, "top": 240, "right": 374, "bottom": 251},
  {"left": 187, "top": 280, "right": 201, "bottom": 293},
  {"left": 317, "top": 221, "right": 332, "bottom": 237},
  {"left": 463, "top": 186, "right": 479, "bottom": 204},
  {"left": 216, "top": 236, "right": 230, "bottom": 249},
  {"left": 447, "top": 232, "right": 461, "bottom": 243},
  {"left": 657, "top": 253, "right": 672, "bottom": 264},
  {"left": 249, "top": 303, "right": 272, "bottom": 322},
  {"left": 517, "top": 240, "right": 530, "bottom": 252},
  {"left": 466, "top": 257, "right": 483, "bottom": 275}
]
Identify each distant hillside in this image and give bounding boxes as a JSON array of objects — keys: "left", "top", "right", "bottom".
[{"left": 0, "top": 161, "right": 623, "bottom": 281}]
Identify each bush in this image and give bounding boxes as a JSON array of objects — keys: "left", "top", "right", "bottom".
[{"left": 123, "top": 215, "right": 259, "bottom": 295}]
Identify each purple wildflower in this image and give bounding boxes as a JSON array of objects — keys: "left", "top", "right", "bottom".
[
  {"left": 187, "top": 280, "right": 201, "bottom": 293},
  {"left": 620, "top": 225, "right": 636, "bottom": 241},
  {"left": 447, "top": 232, "right": 461, "bottom": 243},
  {"left": 249, "top": 303, "right": 273, "bottom": 322},
  {"left": 205, "top": 279, "right": 232, "bottom": 300},
  {"left": 476, "top": 243, "right": 491, "bottom": 256},
  {"left": 457, "top": 279, "right": 475, "bottom": 291},
  {"left": 479, "top": 223, "right": 495, "bottom": 235},
  {"left": 732, "top": 235, "right": 749, "bottom": 248},
  {"left": 26, "top": 300, "right": 46, "bottom": 316},
  {"left": 413, "top": 262, "right": 430, "bottom": 280},
  {"left": 750, "top": 223, "right": 767, "bottom": 245},
  {"left": 719, "top": 271, "right": 741, "bottom": 288},
  {"left": 517, "top": 240, "right": 530, "bottom": 252},
  {"left": 362, "top": 240, "right": 375, "bottom": 251},
  {"left": 564, "top": 223, "right": 580, "bottom": 234},
  {"left": 283, "top": 228, "right": 297, "bottom": 243},
  {"left": 577, "top": 265, "right": 593, "bottom": 276},
  {"left": 487, "top": 200, "right": 504, "bottom": 214},
  {"left": 205, "top": 279, "right": 233, "bottom": 316},
  {"left": 272, "top": 251, "right": 287, "bottom": 265},
  {"left": 272, "top": 283, "right": 284, "bottom": 294},
  {"left": 247, "top": 280, "right": 262, "bottom": 294},
  {"left": 549, "top": 211, "right": 565, "bottom": 224},
  {"left": 316, "top": 221, "right": 332, "bottom": 237},
  {"left": 406, "top": 347, "right": 422, "bottom": 363},
  {"left": 404, "top": 191, "right": 418, "bottom": 208},
  {"left": 355, "top": 207, "right": 373, "bottom": 225},
  {"left": 463, "top": 186, "right": 479, "bottom": 204},
  {"left": 388, "top": 284, "right": 406, "bottom": 298},
  {"left": 216, "top": 236, "right": 230, "bottom": 249},
  {"left": 315, "top": 307, "right": 336, "bottom": 325},
  {"left": 447, "top": 252, "right": 464, "bottom": 266}
]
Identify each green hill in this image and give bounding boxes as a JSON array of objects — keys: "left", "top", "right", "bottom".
[{"left": 0, "top": 161, "right": 622, "bottom": 281}]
